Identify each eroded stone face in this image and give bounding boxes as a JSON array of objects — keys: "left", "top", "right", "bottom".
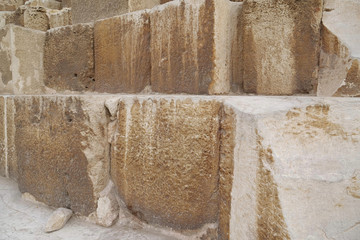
[
  {"left": 0, "top": 0, "right": 24, "bottom": 11},
  {"left": 11, "top": 96, "right": 109, "bottom": 216},
  {"left": 242, "top": 0, "right": 323, "bottom": 95},
  {"left": 94, "top": 11, "right": 150, "bottom": 93},
  {"left": 44, "top": 23, "right": 95, "bottom": 92},
  {"left": 24, "top": 6, "right": 49, "bottom": 31},
  {"left": 0, "top": 97, "right": 5, "bottom": 177},
  {"left": 109, "top": 97, "right": 221, "bottom": 229}
]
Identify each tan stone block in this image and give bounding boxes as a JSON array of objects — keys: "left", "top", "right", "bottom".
[
  {"left": 0, "top": 25, "right": 45, "bottom": 95},
  {"left": 0, "top": 0, "right": 24, "bottom": 11},
  {"left": 47, "top": 7, "right": 71, "bottom": 29},
  {"left": 71, "top": 0, "right": 128, "bottom": 24},
  {"left": 61, "top": 0, "right": 71, "bottom": 8},
  {"left": 12, "top": 95, "right": 109, "bottom": 216},
  {"left": 26, "top": 0, "right": 61, "bottom": 10},
  {"left": 44, "top": 23, "right": 95, "bottom": 92},
  {"left": 0, "top": 96, "right": 5, "bottom": 177},
  {"left": 6, "top": 97, "right": 16, "bottom": 180},
  {"left": 242, "top": 0, "right": 323, "bottom": 95},
  {"left": 0, "top": 11, "right": 14, "bottom": 28},
  {"left": 109, "top": 97, "right": 221, "bottom": 229},
  {"left": 94, "top": 11, "right": 150, "bottom": 93},
  {"left": 128, "top": 0, "right": 160, "bottom": 12},
  {"left": 150, "top": 0, "right": 242, "bottom": 94},
  {"left": 318, "top": 0, "right": 360, "bottom": 97},
  {"left": 24, "top": 7, "right": 49, "bottom": 31}
]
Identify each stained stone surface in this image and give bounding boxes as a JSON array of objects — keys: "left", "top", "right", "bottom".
[
  {"left": 0, "top": 0, "right": 24, "bottom": 11},
  {"left": 318, "top": 0, "right": 360, "bottom": 97},
  {"left": 44, "top": 23, "right": 95, "bottom": 92},
  {"left": 242, "top": 0, "right": 323, "bottom": 95},
  {"left": 109, "top": 97, "right": 221, "bottom": 229},
  {"left": 24, "top": 6, "right": 49, "bottom": 31},
  {"left": 223, "top": 96, "right": 360, "bottom": 240},
  {"left": 8, "top": 96, "right": 110, "bottom": 216},
  {"left": 0, "top": 97, "right": 5, "bottom": 177},
  {"left": 94, "top": 11, "right": 151, "bottom": 93}
]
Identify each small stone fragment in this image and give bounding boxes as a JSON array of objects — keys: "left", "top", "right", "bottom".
[
  {"left": 45, "top": 208, "right": 73, "bottom": 233},
  {"left": 96, "top": 181, "right": 119, "bottom": 227}
]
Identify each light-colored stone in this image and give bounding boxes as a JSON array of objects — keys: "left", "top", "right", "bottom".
[
  {"left": 222, "top": 96, "right": 360, "bottom": 240},
  {"left": 318, "top": 0, "right": 360, "bottom": 97},
  {"left": 242, "top": 0, "right": 323, "bottom": 95},
  {"left": 8, "top": 95, "right": 110, "bottom": 216},
  {"left": 44, "top": 23, "right": 94, "bottom": 92},
  {"left": 96, "top": 180, "right": 119, "bottom": 227},
  {"left": 0, "top": 0, "right": 24, "bottom": 11},
  {"left": 0, "top": 25, "right": 45, "bottom": 95},
  {"left": 0, "top": 11, "right": 14, "bottom": 28},
  {"left": 109, "top": 97, "right": 221, "bottom": 229},
  {"left": 150, "top": 0, "right": 242, "bottom": 94},
  {"left": 0, "top": 97, "right": 5, "bottom": 178},
  {"left": 45, "top": 208, "right": 73, "bottom": 233},
  {"left": 24, "top": 6, "right": 49, "bottom": 31},
  {"left": 47, "top": 7, "right": 71, "bottom": 28},
  {"left": 129, "top": 0, "right": 161, "bottom": 12},
  {"left": 25, "top": 0, "right": 61, "bottom": 9},
  {"left": 94, "top": 11, "right": 151, "bottom": 93}
]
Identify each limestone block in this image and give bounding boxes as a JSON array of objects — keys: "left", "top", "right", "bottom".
[
  {"left": 9, "top": 95, "right": 110, "bottom": 216},
  {"left": 318, "top": 0, "right": 360, "bottom": 97},
  {"left": 150, "top": 0, "right": 242, "bottom": 94},
  {"left": 26, "top": 0, "right": 61, "bottom": 10},
  {"left": 222, "top": 97, "right": 360, "bottom": 240},
  {"left": 0, "top": 11, "right": 14, "bottom": 28},
  {"left": 71, "top": 0, "right": 128, "bottom": 24},
  {"left": 0, "top": 0, "right": 24, "bottom": 11},
  {"left": 242, "top": 0, "right": 323, "bottom": 95},
  {"left": 44, "top": 23, "right": 95, "bottom": 92},
  {"left": 45, "top": 208, "right": 73, "bottom": 233},
  {"left": 47, "top": 7, "right": 71, "bottom": 29},
  {"left": 109, "top": 97, "right": 221, "bottom": 229},
  {"left": 128, "top": 0, "right": 161, "bottom": 12},
  {"left": 24, "top": 6, "right": 49, "bottom": 31},
  {"left": 0, "top": 97, "right": 5, "bottom": 177},
  {"left": 94, "top": 11, "right": 150, "bottom": 93},
  {"left": 0, "top": 25, "right": 45, "bottom": 95}
]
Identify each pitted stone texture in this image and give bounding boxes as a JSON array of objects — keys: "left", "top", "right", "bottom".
[
  {"left": 24, "top": 7, "right": 49, "bottom": 31},
  {"left": 26, "top": 0, "right": 61, "bottom": 9},
  {"left": 223, "top": 97, "right": 360, "bottom": 240},
  {"left": 0, "top": 97, "right": 5, "bottom": 177},
  {"left": 44, "top": 23, "right": 95, "bottom": 92},
  {"left": 110, "top": 97, "right": 221, "bottom": 229},
  {"left": 94, "top": 11, "right": 150, "bottom": 93},
  {"left": 71, "top": 0, "right": 128, "bottom": 24},
  {"left": 242, "top": 0, "right": 323, "bottom": 95},
  {"left": 0, "top": 25, "right": 45, "bottom": 95},
  {"left": 0, "top": 0, "right": 24, "bottom": 11},
  {"left": 47, "top": 7, "right": 71, "bottom": 29},
  {"left": 10, "top": 96, "right": 109, "bottom": 216},
  {"left": 129, "top": 0, "right": 161, "bottom": 12},
  {"left": 150, "top": 0, "right": 241, "bottom": 94},
  {"left": 318, "top": 0, "right": 360, "bottom": 97}
]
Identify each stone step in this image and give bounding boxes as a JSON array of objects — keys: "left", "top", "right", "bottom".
[{"left": 1, "top": 95, "right": 359, "bottom": 239}]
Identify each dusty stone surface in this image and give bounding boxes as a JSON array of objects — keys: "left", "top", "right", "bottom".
[
  {"left": 94, "top": 11, "right": 150, "bottom": 93},
  {"left": 0, "top": 25, "right": 45, "bottom": 95},
  {"left": 0, "top": 11, "right": 14, "bottom": 28},
  {"left": 0, "top": 176, "right": 179, "bottom": 240},
  {"left": 71, "top": 0, "right": 128, "bottom": 24},
  {"left": 96, "top": 181, "right": 119, "bottom": 227},
  {"left": 44, "top": 23, "right": 95, "bottom": 92},
  {"left": 242, "top": 0, "right": 323, "bottom": 95},
  {"left": 318, "top": 0, "right": 360, "bottom": 97},
  {"left": 0, "top": 97, "right": 5, "bottom": 178},
  {"left": 7, "top": 95, "right": 110, "bottom": 216},
  {"left": 109, "top": 97, "right": 221, "bottom": 229},
  {"left": 47, "top": 7, "right": 71, "bottom": 28},
  {"left": 223, "top": 96, "right": 360, "bottom": 239},
  {"left": 150, "top": 0, "right": 241, "bottom": 94},
  {"left": 26, "top": 0, "right": 61, "bottom": 9},
  {"left": 45, "top": 208, "right": 73, "bottom": 233},
  {"left": 0, "top": 0, "right": 24, "bottom": 11},
  {"left": 129, "top": 0, "right": 161, "bottom": 12},
  {"left": 24, "top": 6, "right": 49, "bottom": 31}
]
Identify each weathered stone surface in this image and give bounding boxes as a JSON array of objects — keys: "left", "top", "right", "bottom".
[
  {"left": 94, "top": 11, "right": 150, "bottom": 93},
  {"left": 44, "top": 23, "right": 95, "bottom": 92},
  {"left": 45, "top": 208, "right": 73, "bottom": 233},
  {"left": 129, "top": 0, "right": 161, "bottom": 12},
  {"left": 242, "top": 0, "right": 323, "bottom": 95},
  {"left": 60, "top": 0, "right": 71, "bottom": 8},
  {"left": 47, "top": 7, "right": 71, "bottom": 29},
  {"left": 71, "top": 0, "right": 128, "bottom": 24},
  {"left": 0, "top": 97, "right": 5, "bottom": 178},
  {"left": 26, "top": 0, "right": 61, "bottom": 10},
  {"left": 109, "top": 97, "right": 221, "bottom": 229},
  {"left": 223, "top": 97, "right": 360, "bottom": 239},
  {"left": 318, "top": 0, "right": 360, "bottom": 97},
  {"left": 0, "top": 11, "right": 14, "bottom": 28},
  {"left": 24, "top": 6, "right": 49, "bottom": 31},
  {"left": 150, "top": 0, "right": 242, "bottom": 94},
  {"left": 10, "top": 95, "right": 109, "bottom": 216},
  {"left": 0, "top": 25, "right": 45, "bottom": 95},
  {"left": 0, "top": 0, "right": 24, "bottom": 11},
  {"left": 96, "top": 180, "right": 119, "bottom": 227}
]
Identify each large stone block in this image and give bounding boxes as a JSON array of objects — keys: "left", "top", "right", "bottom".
[
  {"left": 150, "top": 0, "right": 242, "bottom": 94},
  {"left": 0, "top": 25, "right": 45, "bottom": 95},
  {"left": 71, "top": 0, "right": 128, "bottom": 24},
  {"left": 44, "top": 23, "right": 95, "bottom": 92},
  {"left": 47, "top": 7, "right": 71, "bottom": 29},
  {"left": 24, "top": 6, "right": 49, "bottom": 31},
  {"left": 0, "top": 0, "right": 24, "bottom": 11},
  {"left": 242, "top": 0, "right": 323, "bottom": 95},
  {"left": 94, "top": 11, "right": 150, "bottom": 93},
  {"left": 222, "top": 97, "right": 360, "bottom": 239},
  {"left": 7, "top": 95, "right": 110, "bottom": 216},
  {"left": 108, "top": 97, "right": 221, "bottom": 229},
  {"left": 318, "top": 0, "right": 360, "bottom": 97}
]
